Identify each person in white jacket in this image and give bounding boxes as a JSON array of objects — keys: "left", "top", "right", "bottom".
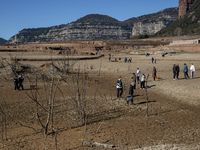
[
  {"left": 140, "top": 74, "right": 146, "bottom": 89},
  {"left": 190, "top": 63, "right": 195, "bottom": 79}
]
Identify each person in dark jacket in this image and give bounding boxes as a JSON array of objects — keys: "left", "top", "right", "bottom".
[
  {"left": 183, "top": 63, "right": 190, "bottom": 79},
  {"left": 126, "top": 82, "right": 134, "bottom": 105},
  {"left": 117, "top": 77, "right": 123, "bottom": 98},
  {"left": 152, "top": 57, "right": 154, "bottom": 63},
  {"left": 176, "top": 64, "right": 180, "bottom": 79},
  {"left": 18, "top": 74, "right": 24, "bottom": 90},
  {"left": 173, "top": 64, "right": 176, "bottom": 80},
  {"left": 14, "top": 76, "right": 19, "bottom": 91},
  {"left": 131, "top": 73, "right": 136, "bottom": 89},
  {"left": 152, "top": 67, "right": 156, "bottom": 81}
]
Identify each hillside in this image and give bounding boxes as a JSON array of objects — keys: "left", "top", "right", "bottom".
[
  {"left": 155, "top": 0, "right": 200, "bottom": 36},
  {"left": 0, "top": 38, "right": 7, "bottom": 44},
  {"left": 7, "top": 7, "right": 178, "bottom": 43}
]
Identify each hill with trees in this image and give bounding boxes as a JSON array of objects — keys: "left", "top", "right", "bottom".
[
  {"left": 0, "top": 38, "right": 7, "bottom": 44},
  {"left": 155, "top": 0, "right": 200, "bottom": 37},
  {"left": 7, "top": 7, "right": 178, "bottom": 43}
]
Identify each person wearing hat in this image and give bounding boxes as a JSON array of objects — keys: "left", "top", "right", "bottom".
[
  {"left": 116, "top": 77, "right": 123, "bottom": 98},
  {"left": 126, "top": 82, "right": 134, "bottom": 105}
]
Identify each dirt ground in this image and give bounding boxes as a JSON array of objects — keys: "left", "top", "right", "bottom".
[{"left": 0, "top": 49, "right": 200, "bottom": 149}]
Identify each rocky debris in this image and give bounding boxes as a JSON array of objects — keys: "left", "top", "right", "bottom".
[{"left": 85, "top": 142, "right": 115, "bottom": 148}]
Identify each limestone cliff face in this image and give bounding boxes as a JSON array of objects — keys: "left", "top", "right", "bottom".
[
  {"left": 8, "top": 23, "right": 131, "bottom": 43},
  {"left": 131, "top": 8, "right": 178, "bottom": 36},
  {"left": 132, "top": 21, "right": 167, "bottom": 36},
  {"left": 179, "top": 0, "right": 196, "bottom": 19}
]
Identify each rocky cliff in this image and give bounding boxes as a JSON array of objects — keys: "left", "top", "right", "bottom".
[
  {"left": 179, "top": 0, "right": 196, "bottom": 19},
  {"left": 155, "top": 0, "right": 200, "bottom": 36},
  {"left": 8, "top": 8, "right": 178, "bottom": 43}
]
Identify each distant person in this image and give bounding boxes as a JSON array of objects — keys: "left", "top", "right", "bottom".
[
  {"left": 190, "top": 63, "right": 195, "bottom": 79},
  {"left": 126, "top": 82, "right": 134, "bottom": 105},
  {"left": 116, "top": 77, "right": 123, "bottom": 98},
  {"left": 124, "top": 57, "right": 127, "bottom": 63},
  {"left": 183, "top": 63, "right": 190, "bottom": 79},
  {"left": 109, "top": 55, "right": 111, "bottom": 61},
  {"left": 173, "top": 64, "right": 177, "bottom": 80},
  {"left": 176, "top": 64, "right": 180, "bottom": 79},
  {"left": 152, "top": 57, "right": 154, "bottom": 63},
  {"left": 154, "top": 57, "right": 157, "bottom": 63},
  {"left": 14, "top": 76, "right": 19, "bottom": 91},
  {"left": 131, "top": 73, "right": 136, "bottom": 89},
  {"left": 128, "top": 57, "right": 132, "bottom": 63},
  {"left": 152, "top": 67, "right": 157, "bottom": 81},
  {"left": 18, "top": 74, "right": 24, "bottom": 90},
  {"left": 136, "top": 68, "right": 141, "bottom": 84},
  {"left": 119, "top": 58, "right": 121, "bottom": 62},
  {"left": 140, "top": 74, "right": 146, "bottom": 89}
]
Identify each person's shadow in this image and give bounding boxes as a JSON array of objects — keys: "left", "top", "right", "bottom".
[{"left": 147, "top": 84, "right": 156, "bottom": 88}]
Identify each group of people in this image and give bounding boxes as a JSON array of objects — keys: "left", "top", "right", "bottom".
[
  {"left": 124, "top": 57, "right": 132, "bottom": 63},
  {"left": 14, "top": 75, "right": 24, "bottom": 91},
  {"left": 173, "top": 63, "right": 195, "bottom": 80},
  {"left": 108, "top": 54, "right": 132, "bottom": 63},
  {"left": 116, "top": 67, "right": 157, "bottom": 105}
]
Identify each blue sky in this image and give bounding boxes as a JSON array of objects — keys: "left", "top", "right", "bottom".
[{"left": 0, "top": 0, "right": 178, "bottom": 40}]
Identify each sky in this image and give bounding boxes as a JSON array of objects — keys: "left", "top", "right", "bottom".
[{"left": 0, "top": 0, "right": 179, "bottom": 40}]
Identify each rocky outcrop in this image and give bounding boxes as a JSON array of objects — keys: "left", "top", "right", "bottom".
[
  {"left": 179, "top": 0, "right": 196, "bottom": 19},
  {"left": 132, "top": 21, "right": 168, "bottom": 36}
]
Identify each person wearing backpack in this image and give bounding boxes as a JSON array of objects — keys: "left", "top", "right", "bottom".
[{"left": 117, "top": 77, "right": 123, "bottom": 98}]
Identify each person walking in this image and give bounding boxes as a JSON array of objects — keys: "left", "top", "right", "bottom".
[
  {"left": 18, "top": 74, "right": 24, "bottom": 90},
  {"left": 117, "top": 77, "right": 123, "bottom": 98},
  {"left": 183, "top": 63, "right": 190, "bottom": 79},
  {"left": 176, "top": 64, "right": 180, "bottom": 79},
  {"left": 151, "top": 57, "right": 154, "bottom": 63},
  {"left": 126, "top": 82, "right": 134, "bottom": 105},
  {"left": 190, "top": 63, "right": 195, "bottom": 79},
  {"left": 124, "top": 57, "right": 127, "bottom": 63},
  {"left": 154, "top": 57, "right": 157, "bottom": 63},
  {"left": 136, "top": 68, "right": 141, "bottom": 84},
  {"left": 14, "top": 76, "right": 19, "bottom": 91},
  {"left": 109, "top": 54, "right": 111, "bottom": 61},
  {"left": 173, "top": 64, "right": 177, "bottom": 80},
  {"left": 131, "top": 73, "right": 136, "bottom": 89},
  {"left": 152, "top": 67, "right": 156, "bottom": 81},
  {"left": 140, "top": 74, "right": 146, "bottom": 89}
]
